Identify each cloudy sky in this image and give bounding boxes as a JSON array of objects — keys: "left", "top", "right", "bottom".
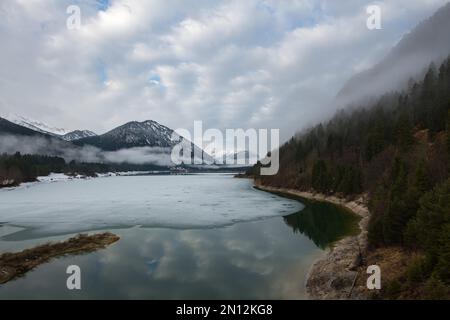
[{"left": 0, "top": 0, "right": 448, "bottom": 142}]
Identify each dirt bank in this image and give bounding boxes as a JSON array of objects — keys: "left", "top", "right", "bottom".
[{"left": 0, "top": 232, "right": 120, "bottom": 284}]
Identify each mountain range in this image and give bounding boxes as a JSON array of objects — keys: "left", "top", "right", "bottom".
[
  {"left": 0, "top": 114, "right": 185, "bottom": 149},
  {"left": 0, "top": 117, "right": 52, "bottom": 138},
  {"left": 73, "top": 120, "right": 182, "bottom": 151},
  {"left": 62, "top": 130, "right": 97, "bottom": 141},
  {"left": 0, "top": 115, "right": 215, "bottom": 166},
  {"left": 4, "top": 114, "right": 97, "bottom": 141}
]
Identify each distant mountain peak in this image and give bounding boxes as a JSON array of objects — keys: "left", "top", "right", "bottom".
[
  {"left": 74, "top": 118, "right": 213, "bottom": 163},
  {"left": 75, "top": 119, "right": 183, "bottom": 151},
  {"left": 63, "top": 130, "right": 97, "bottom": 141},
  {"left": 4, "top": 113, "right": 70, "bottom": 136},
  {"left": 0, "top": 116, "right": 53, "bottom": 137}
]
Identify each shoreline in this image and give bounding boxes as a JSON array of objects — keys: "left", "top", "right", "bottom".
[
  {"left": 1, "top": 171, "right": 241, "bottom": 191},
  {"left": 254, "top": 183, "right": 370, "bottom": 300},
  {"left": 0, "top": 173, "right": 101, "bottom": 192},
  {"left": 0, "top": 171, "right": 159, "bottom": 192}
]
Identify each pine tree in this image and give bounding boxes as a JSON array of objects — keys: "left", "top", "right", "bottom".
[
  {"left": 447, "top": 110, "right": 450, "bottom": 156},
  {"left": 415, "top": 160, "right": 431, "bottom": 193},
  {"left": 382, "top": 158, "right": 420, "bottom": 245},
  {"left": 409, "top": 179, "right": 450, "bottom": 284},
  {"left": 296, "top": 141, "right": 305, "bottom": 163},
  {"left": 420, "top": 64, "right": 438, "bottom": 130},
  {"left": 396, "top": 115, "right": 415, "bottom": 152},
  {"left": 311, "top": 160, "right": 329, "bottom": 193},
  {"left": 365, "top": 124, "right": 384, "bottom": 161}
]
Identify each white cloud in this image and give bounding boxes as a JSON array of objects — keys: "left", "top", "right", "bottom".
[{"left": 0, "top": 0, "right": 448, "bottom": 142}]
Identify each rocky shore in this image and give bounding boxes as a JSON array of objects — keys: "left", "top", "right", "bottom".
[{"left": 254, "top": 183, "right": 370, "bottom": 300}]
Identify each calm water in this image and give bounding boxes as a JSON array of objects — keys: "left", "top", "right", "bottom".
[{"left": 0, "top": 174, "right": 358, "bottom": 299}]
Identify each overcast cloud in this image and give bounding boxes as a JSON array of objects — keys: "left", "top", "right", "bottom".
[{"left": 0, "top": 0, "right": 448, "bottom": 142}]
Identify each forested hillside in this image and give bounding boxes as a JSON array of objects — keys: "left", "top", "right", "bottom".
[
  {"left": 0, "top": 153, "right": 110, "bottom": 187},
  {"left": 248, "top": 56, "right": 450, "bottom": 298}
]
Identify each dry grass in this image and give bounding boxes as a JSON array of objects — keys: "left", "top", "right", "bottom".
[
  {"left": 0, "top": 232, "right": 120, "bottom": 284},
  {"left": 352, "top": 246, "right": 423, "bottom": 299}
]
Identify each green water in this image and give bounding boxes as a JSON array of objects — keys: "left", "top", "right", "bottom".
[{"left": 283, "top": 197, "right": 360, "bottom": 249}]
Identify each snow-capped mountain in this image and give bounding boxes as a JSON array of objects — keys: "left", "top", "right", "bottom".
[
  {"left": 75, "top": 120, "right": 182, "bottom": 150},
  {"left": 63, "top": 130, "right": 97, "bottom": 141},
  {"left": 1, "top": 114, "right": 213, "bottom": 165},
  {"left": 214, "top": 150, "right": 258, "bottom": 166},
  {"left": 75, "top": 119, "right": 213, "bottom": 163},
  {"left": 0, "top": 117, "right": 53, "bottom": 137},
  {"left": 3, "top": 114, "right": 97, "bottom": 142},
  {"left": 4, "top": 114, "right": 70, "bottom": 136}
]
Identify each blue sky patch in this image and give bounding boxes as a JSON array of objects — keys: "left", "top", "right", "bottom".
[{"left": 96, "top": 0, "right": 110, "bottom": 11}]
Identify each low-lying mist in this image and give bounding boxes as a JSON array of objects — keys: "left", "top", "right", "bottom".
[{"left": 0, "top": 134, "right": 175, "bottom": 167}]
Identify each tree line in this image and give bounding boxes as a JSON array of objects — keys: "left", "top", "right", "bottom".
[
  {"left": 0, "top": 153, "right": 107, "bottom": 187},
  {"left": 0, "top": 152, "right": 167, "bottom": 188}
]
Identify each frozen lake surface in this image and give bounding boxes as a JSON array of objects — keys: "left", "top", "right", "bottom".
[{"left": 0, "top": 174, "right": 302, "bottom": 240}]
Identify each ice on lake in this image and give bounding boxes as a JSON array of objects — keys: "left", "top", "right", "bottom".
[{"left": 0, "top": 174, "right": 303, "bottom": 239}]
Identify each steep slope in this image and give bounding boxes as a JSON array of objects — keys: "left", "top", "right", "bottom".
[
  {"left": 0, "top": 117, "right": 52, "bottom": 137},
  {"left": 63, "top": 130, "right": 97, "bottom": 141},
  {"left": 4, "top": 114, "right": 69, "bottom": 136},
  {"left": 75, "top": 120, "right": 183, "bottom": 151},
  {"left": 0, "top": 117, "right": 84, "bottom": 161},
  {"left": 337, "top": 2, "right": 450, "bottom": 104},
  {"left": 75, "top": 120, "right": 213, "bottom": 164}
]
